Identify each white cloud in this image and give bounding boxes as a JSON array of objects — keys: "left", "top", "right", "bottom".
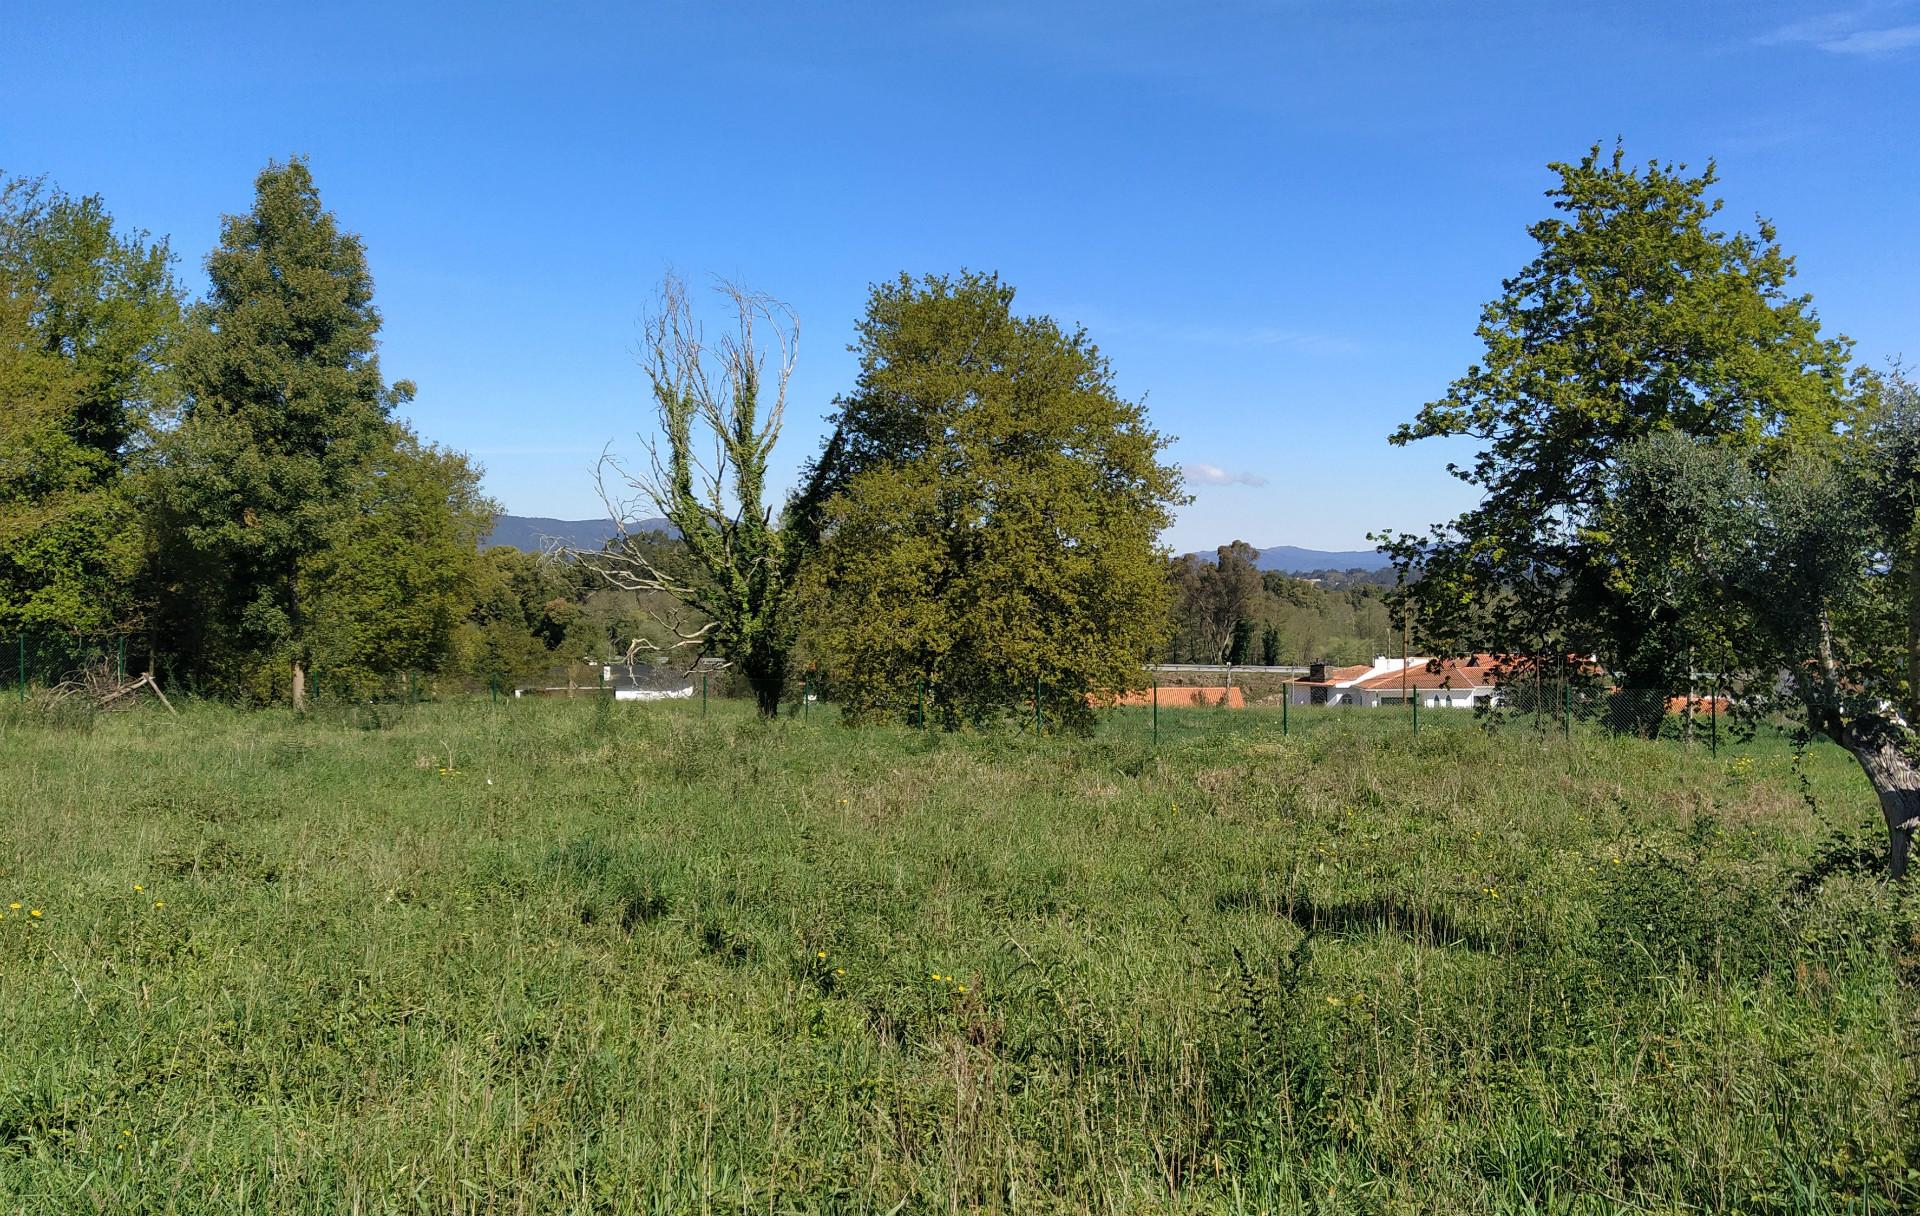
[
  {"left": 1757, "top": 5, "right": 1920, "bottom": 54},
  {"left": 1183, "top": 462, "right": 1268, "bottom": 488},
  {"left": 1817, "top": 23, "right": 1920, "bottom": 51}
]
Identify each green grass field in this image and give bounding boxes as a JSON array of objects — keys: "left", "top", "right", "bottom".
[{"left": 1, "top": 698, "right": 1915, "bottom": 1214}]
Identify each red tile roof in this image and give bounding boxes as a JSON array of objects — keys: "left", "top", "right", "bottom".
[{"left": 1352, "top": 656, "right": 1502, "bottom": 691}]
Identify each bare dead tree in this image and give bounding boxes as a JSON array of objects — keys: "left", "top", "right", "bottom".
[{"left": 576, "top": 274, "right": 840, "bottom": 717}]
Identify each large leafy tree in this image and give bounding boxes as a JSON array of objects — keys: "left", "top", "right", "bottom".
[
  {"left": 154, "top": 158, "right": 410, "bottom": 704},
  {"left": 805, "top": 272, "right": 1183, "bottom": 731},
  {"left": 299, "top": 430, "right": 494, "bottom": 697},
  {"left": 582, "top": 275, "right": 835, "bottom": 717},
  {"left": 0, "top": 175, "right": 180, "bottom": 637},
  {"left": 1607, "top": 372, "right": 1920, "bottom": 875},
  {"left": 1384, "top": 145, "right": 1859, "bottom": 691}
]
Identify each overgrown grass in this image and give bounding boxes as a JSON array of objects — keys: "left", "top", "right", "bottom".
[{"left": 0, "top": 698, "right": 1914, "bottom": 1213}]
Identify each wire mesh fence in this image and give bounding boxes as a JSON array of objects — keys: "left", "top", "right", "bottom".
[
  {"left": 2, "top": 632, "right": 1761, "bottom": 754},
  {"left": 1114, "top": 676, "right": 1749, "bottom": 751},
  {"left": 1, "top": 634, "right": 151, "bottom": 700}
]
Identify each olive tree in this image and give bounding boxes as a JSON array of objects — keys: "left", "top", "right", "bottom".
[{"left": 1608, "top": 372, "right": 1920, "bottom": 876}]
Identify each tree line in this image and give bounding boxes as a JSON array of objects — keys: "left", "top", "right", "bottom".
[
  {"left": 1166, "top": 542, "right": 1394, "bottom": 666},
  {"left": 1, "top": 160, "right": 1188, "bottom": 721},
  {"left": 8, "top": 145, "right": 1918, "bottom": 874},
  {"left": 0, "top": 160, "right": 712, "bottom": 703}
]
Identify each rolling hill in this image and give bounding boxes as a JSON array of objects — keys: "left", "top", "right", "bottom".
[
  {"left": 480, "top": 515, "right": 672, "bottom": 552},
  {"left": 487, "top": 514, "right": 1389, "bottom": 575}
]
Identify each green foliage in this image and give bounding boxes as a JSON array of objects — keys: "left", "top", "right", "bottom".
[
  {"left": 454, "top": 547, "right": 567, "bottom": 687},
  {"left": 0, "top": 174, "right": 180, "bottom": 635},
  {"left": 1384, "top": 144, "right": 1859, "bottom": 687},
  {"left": 807, "top": 272, "right": 1183, "bottom": 730},
  {"left": 299, "top": 431, "right": 494, "bottom": 697},
  {"left": 0, "top": 700, "right": 1911, "bottom": 1210},
  {"left": 585, "top": 277, "right": 826, "bottom": 716},
  {"left": 1167, "top": 551, "right": 1393, "bottom": 665},
  {"left": 1169, "top": 541, "right": 1259, "bottom": 663},
  {"left": 1606, "top": 371, "right": 1920, "bottom": 873},
  {"left": 151, "top": 158, "right": 436, "bottom": 699}
]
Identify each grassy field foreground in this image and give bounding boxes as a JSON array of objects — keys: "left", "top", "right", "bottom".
[{"left": 0, "top": 699, "right": 1916, "bottom": 1213}]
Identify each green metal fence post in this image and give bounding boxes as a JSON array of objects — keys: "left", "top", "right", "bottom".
[
  {"left": 802, "top": 672, "right": 810, "bottom": 721},
  {"left": 702, "top": 672, "right": 709, "bottom": 717},
  {"left": 1152, "top": 675, "right": 1159, "bottom": 746},
  {"left": 1563, "top": 682, "right": 1571, "bottom": 739},
  {"left": 1710, "top": 674, "right": 1719, "bottom": 757},
  {"left": 117, "top": 636, "right": 125, "bottom": 683},
  {"left": 917, "top": 677, "right": 925, "bottom": 728},
  {"left": 1282, "top": 682, "right": 1289, "bottom": 736},
  {"left": 490, "top": 677, "right": 499, "bottom": 706},
  {"left": 16, "top": 636, "right": 23, "bottom": 703},
  {"left": 1412, "top": 687, "right": 1419, "bottom": 736},
  {"left": 1034, "top": 676, "right": 1042, "bottom": 737}
]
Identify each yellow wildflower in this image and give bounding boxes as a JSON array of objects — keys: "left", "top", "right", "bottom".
[
  {"left": 29, "top": 909, "right": 41, "bottom": 918},
  {"left": 816, "top": 950, "right": 827, "bottom": 959},
  {"left": 7, "top": 903, "right": 18, "bottom": 910},
  {"left": 154, "top": 900, "right": 164, "bottom": 909},
  {"left": 834, "top": 968, "right": 845, "bottom": 976}
]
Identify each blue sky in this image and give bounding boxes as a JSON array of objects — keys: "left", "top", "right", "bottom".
[{"left": 5, "top": 1, "right": 1916, "bottom": 552}]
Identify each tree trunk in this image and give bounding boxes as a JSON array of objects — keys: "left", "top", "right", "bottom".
[
  {"left": 1907, "top": 532, "right": 1920, "bottom": 726},
  {"left": 291, "top": 658, "right": 307, "bottom": 712},
  {"left": 1839, "top": 717, "right": 1920, "bottom": 880},
  {"left": 744, "top": 654, "right": 786, "bottom": 719}
]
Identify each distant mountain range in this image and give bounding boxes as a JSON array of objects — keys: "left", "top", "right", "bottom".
[
  {"left": 485, "top": 515, "right": 1390, "bottom": 575},
  {"left": 480, "top": 515, "right": 670, "bottom": 552},
  {"left": 1244, "top": 544, "right": 1391, "bottom": 574}
]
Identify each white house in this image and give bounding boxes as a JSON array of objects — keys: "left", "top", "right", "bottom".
[{"left": 1287, "top": 655, "right": 1502, "bottom": 709}]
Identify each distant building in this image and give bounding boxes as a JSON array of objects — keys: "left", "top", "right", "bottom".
[
  {"left": 1288, "top": 654, "right": 1502, "bottom": 709},
  {"left": 514, "top": 659, "right": 694, "bottom": 700}
]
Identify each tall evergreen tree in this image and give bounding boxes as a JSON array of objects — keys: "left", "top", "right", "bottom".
[{"left": 155, "top": 158, "right": 410, "bottom": 704}]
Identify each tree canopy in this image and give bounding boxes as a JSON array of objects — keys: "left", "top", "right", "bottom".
[
  {"left": 806, "top": 272, "right": 1183, "bottom": 730},
  {"left": 1384, "top": 144, "right": 1860, "bottom": 689},
  {"left": 1607, "top": 372, "right": 1920, "bottom": 874},
  {"left": 579, "top": 276, "right": 835, "bottom": 717},
  {"left": 151, "top": 158, "right": 468, "bottom": 703},
  {"left": 0, "top": 174, "right": 180, "bottom": 637}
]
